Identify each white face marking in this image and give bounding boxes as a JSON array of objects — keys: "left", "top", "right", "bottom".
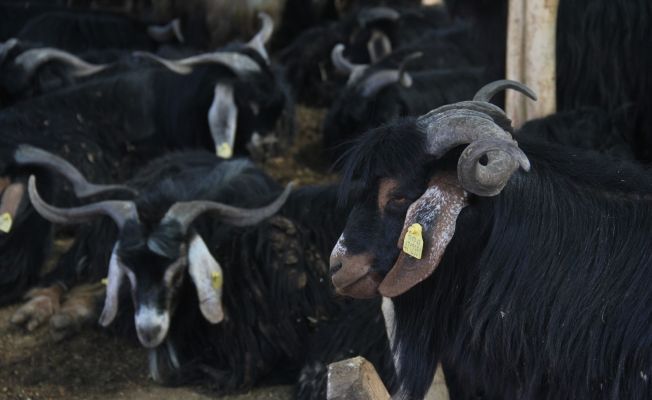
[
  {"left": 381, "top": 297, "right": 397, "bottom": 352},
  {"left": 135, "top": 306, "right": 170, "bottom": 348},
  {"left": 330, "top": 233, "right": 347, "bottom": 264}
]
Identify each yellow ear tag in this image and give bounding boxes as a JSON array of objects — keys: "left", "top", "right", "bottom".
[
  {"left": 0, "top": 212, "right": 13, "bottom": 233},
  {"left": 211, "top": 271, "right": 223, "bottom": 290},
  {"left": 402, "top": 223, "right": 424, "bottom": 259},
  {"left": 216, "top": 143, "right": 233, "bottom": 159},
  {"left": 101, "top": 278, "right": 108, "bottom": 286}
]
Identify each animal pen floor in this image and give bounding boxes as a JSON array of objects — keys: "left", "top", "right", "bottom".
[{"left": 0, "top": 106, "right": 334, "bottom": 400}]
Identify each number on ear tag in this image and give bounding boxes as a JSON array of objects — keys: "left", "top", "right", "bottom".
[
  {"left": 216, "top": 143, "right": 233, "bottom": 159},
  {"left": 0, "top": 212, "right": 13, "bottom": 233},
  {"left": 211, "top": 271, "right": 223, "bottom": 290},
  {"left": 402, "top": 223, "right": 424, "bottom": 259}
]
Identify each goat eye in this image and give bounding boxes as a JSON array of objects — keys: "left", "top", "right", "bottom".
[
  {"left": 386, "top": 196, "right": 409, "bottom": 210},
  {"left": 170, "top": 269, "right": 184, "bottom": 288},
  {"left": 390, "top": 196, "right": 408, "bottom": 205}
]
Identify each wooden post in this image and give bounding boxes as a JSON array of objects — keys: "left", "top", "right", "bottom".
[
  {"left": 327, "top": 357, "right": 390, "bottom": 400},
  {"left": 506, "top": 0, "right": 559, "bottom": 127}
]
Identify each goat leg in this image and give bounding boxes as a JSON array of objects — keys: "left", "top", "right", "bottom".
[
  {"left": 50, "top": 282, "right": 104, "bottom": 342},
  {"left": 10, "top": 283, "right": 65, "bottom": 331}
]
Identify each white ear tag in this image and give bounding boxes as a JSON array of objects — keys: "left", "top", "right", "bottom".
[{"left": 188, "top": 234, "right": 224, "bottom": 324}]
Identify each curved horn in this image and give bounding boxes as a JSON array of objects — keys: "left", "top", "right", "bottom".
[
  {"left": 473, "top": 79, "right": 537, "bottom": 103},
  {"left": 331, "top": 44, "right": 355, "bottom": 74},
  {"left": 424, "top": 80, "right": 536, "bottom": 133},
  {"left": 357, "top": 7, "right": 400, "bottom": 27},
  {"left": 0, "top": 38, "right": 19, "bottom": 65},
  {"left": 147, "top": 18, "right": 185, "bottom": 43},
  {"left": 331, "top": 44, "right": 369, "bottom": 86},
  {"left": 14, "top": 48, "right": 108, "bottom": 79},
  {"left": 133, "top": 51, "right": 261, "bottom": 77},
  {"left": 457, "top": 138, "right": 530, "bottom": 196},
  {"left": 247, "top": 12, "right": 274, "bottom": 63},
  {"left": 28, "top": 175, "right": 137, "bottom": 228},
  {"left": 359, "top": 52, "right": 420, "bottom": 97},
  {"left": 161, "top": 182, "right": 294, "bottom": 234},
  {"left": 14, "top": 145, "right": 136, "bottom": 197},
  {"left": 417, "top": 109, "right": 513, "bottom": 158}
]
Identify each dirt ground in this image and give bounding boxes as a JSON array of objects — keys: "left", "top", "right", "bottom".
[{"left": 0, "top": 106, "right": 332, "bottom": 400}]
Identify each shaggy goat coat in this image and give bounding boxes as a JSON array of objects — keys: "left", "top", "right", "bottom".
[{"left": 339, "top": 119, "right": 652, "bottom": 399}]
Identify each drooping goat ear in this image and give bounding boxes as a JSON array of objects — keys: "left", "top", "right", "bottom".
[
  {"left": 0, "top": 182, "right": 25, "bottom": 233},
  {"left": 379, "top": 174, "right": 468, "bottom": 297},
  {"left": 99, "top": 243, "right": 125, "bottom": 327},
  {"left": 188, "top": 234, "right": 224, "bottom": 324}
]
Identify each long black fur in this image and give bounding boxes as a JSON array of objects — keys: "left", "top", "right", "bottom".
[{"left": 337, "top": 117, "right": 652, "bottom": 399}]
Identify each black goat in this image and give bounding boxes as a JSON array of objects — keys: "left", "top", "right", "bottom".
[
  {"left": 0, "top": 15, "right": 291, "bottom": 304},
  {"left": 323, "top": 61, "right": 486, "bottom": 164},
  {"left": 15, "top": 10, "right": 183, "bottom": 52},
  {"left": 279, "top": 5, "right": 451, "bottom": 106},
  {"left": 17, "top": 151, "right": 395, "bottom": 398},
  {"left": 0, "top": 39, "right": 157, "bottom": 107},
  {"left": 330, "top": 80, "right": 652, "bottom": 399},
  {"left": 1, "top": 14, "right": 293, "bottom": 156}
]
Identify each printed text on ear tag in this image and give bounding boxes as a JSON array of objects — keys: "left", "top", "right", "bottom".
[
  {"left": 216, "top": 143, "right": 233, "bottom": 158},
  {"left": 402, "top": 223, "right": 424, "bottom": 259},
  {"left": 211, "top": 271, "right": 223, "bottom": 290},
  {"left": 0, "top": 212, "right": 13, "bottom": 233}
]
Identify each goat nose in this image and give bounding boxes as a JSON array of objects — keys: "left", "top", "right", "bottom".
[
  {"left": 329, "top": 262, "right": 342, "bottom": 277},
  {"left": 140, "top": 325, "right": 162, "bottom": 341}
]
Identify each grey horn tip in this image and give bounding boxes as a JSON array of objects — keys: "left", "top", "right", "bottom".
[{"left": 473, "top": 79, "right": 538, "bottom": 103}]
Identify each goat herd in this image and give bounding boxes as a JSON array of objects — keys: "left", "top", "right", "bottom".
[{"left": 0, "top": 0, "right": 651, "bottom": 399}]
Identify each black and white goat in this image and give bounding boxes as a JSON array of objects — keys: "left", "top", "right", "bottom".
[
  {"left": 330, "top": 80, "right": 652, "bottom": 399},
  {"left": 15, "top": 150, "right": 394, "bottom": 398}
]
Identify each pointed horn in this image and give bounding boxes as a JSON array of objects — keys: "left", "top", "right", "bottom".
[
  {"left": 14, "top": 145, "right": 136, "bottom": 198},
  {"left": 147, "top": 18, "right": 185, "bottom": 43},
  {"left": 357, "top": 7, "right": 400, "bottom": 27},
  {"left": 473, "top": 79, "right": 537, "bottom": 103},
  {"left": 247, "top": 12, "right": 274, "bottom": 63},
  {"left": 421, "top": 80, "right": 538, "bottom": 133},
  {"left": 331, "top": 44, "right": 355, "bottom": 74},
  {"left": 0, "top": 38, "right": 19, "bottom": 65},
  {"left": 359, "top": 53, "right": 419, "bottom": 97},
  {"left": 162, "top": 182, "right": 294, "bottom": 235},
  {"left": 28, "top": 175, "right": 138, "bottom": 228},
  {"left": 14, "top": 48, "right": 108, "bottom": 79},
  {"left": 331, "top": 44, "right": 369, "bottom": 85},
  {"left": 133, "top": 51, "right": 261, "bottom": 77}
]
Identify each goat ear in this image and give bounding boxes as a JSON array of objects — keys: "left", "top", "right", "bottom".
[
  {"left": 0, "top": 182, "right": 25, "bottom": 233},
  {"left": 188, "top": 234, "right": 224, "bottom": 324},
  {"left": 99, "top": 243, "right": 125, "bottom": 326},
  {"left": 379, "top": 174, "right": 468, "bottom": 297}
]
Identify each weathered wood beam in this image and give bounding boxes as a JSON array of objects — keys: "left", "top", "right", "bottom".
[{"left": 506, "top": 0, "right": 559, "bottom": 127}]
